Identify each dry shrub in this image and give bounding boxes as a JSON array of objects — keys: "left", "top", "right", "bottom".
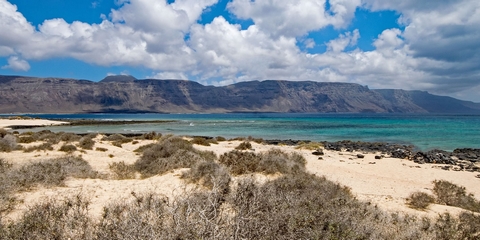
[
  {"left": 218, "top": 150, "right": 259, "bottom": 175},
  {"left": 182, "top": 161, "right": 231, "bottom": 193},
  {"left": 0, "top": 134, "right": 17, "bottom": 152},
  {"left": 295, "top": 141, "right": 323, "bottom": 150},
  {"left": 219, "top": 149, "right": 306, "bottom": 175},
  {"left": 247, "top": 136, "right": 264, "bottom": 144},
  {"left": 215, "top": 136, "right": 226, "bottom": 141},
  {"left": 133, "top": 143, "right": 156, "bottom": 153},
  {"left": 102, "top": 134, "right": 132, "bottom": 143},
  {"left": 96, "top": 147, "right": 108, "bottom": 152},
  {"left": 59, "top": 144, "right": 77, "bottom": 153},
  {"left": 0, "top": 156, "right": 98, "bottom": 215},
  {"left": 109, "top": 161, "right": 136, "bottom": 180},
  {"left": 23, "top": 142, "right": 54, "bottom": 152},
  {"left": 97, "top": 192, "right": 167, "bottom": 239},
  {"left": 228, "top": 173, "right": 428, "bottom": 239},
  {"left": 407, "top": 192, "right": 435, "bottom": 210},
  {"left": 235, "top": 141, "right": 252, "bottom": 150},
  {"left": 190, "top": 137, "right": 211, "bottom": 146},
  {"left": 78, "top": 136, "right": 95, "bottom": 150},
  {"left": 134, "top": 137, "right": 216, "bottom": 178},
  {"left": 0, "top": 128, "right": 7, "bottom": 138},
  {"left": 59, "top": 132, "right": 81, "bottom": 142},
  {"left": 432, "top": 180, "right": 480, "bottom": 212},
  {"left": 17, "top": 135, "right": 36, "bottom": 144},
  {"left": 1, "top": 195, "right": 94, "bottom": 240},
  {"left": 111, "top": 141, "right": 123, "bottom": 148},
  {"left": 142, "top": 131, "right": 162, "bottom": 140}
]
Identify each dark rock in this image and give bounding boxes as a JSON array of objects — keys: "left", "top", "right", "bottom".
[
  {"left": 375, "top": 155, "right": 382, "bottom": 159},
  {"left": 357, "top": 154, "right": 365, "bottom": 159},
  {"left": 318, "top": 157, "right": 323, "bottom": 160},
  {"left": 312, "top": 149, "right": 324, "bottom": 156}
]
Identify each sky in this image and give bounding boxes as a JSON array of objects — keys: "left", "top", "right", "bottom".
[{"left": 0, "top": 0, "right": 479, "bottom": 102}]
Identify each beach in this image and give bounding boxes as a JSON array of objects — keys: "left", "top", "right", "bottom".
[
  {"left": 1, "top": 118, "right": 479, "bottom": 221},
  {"left": 1, "top": 118, "right": 480, "bottom": 239}
]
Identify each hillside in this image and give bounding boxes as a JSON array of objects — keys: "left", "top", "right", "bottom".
[{"left": 0, "top": 75, "right": 479, "bottom": 114}]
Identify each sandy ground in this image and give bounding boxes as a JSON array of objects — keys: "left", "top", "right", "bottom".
[
  {"left": 1, "top": 119, "right": 479, "bottom": 222},
  {"left": 0, "top": 119, "right": 68, "bottom": 129}
]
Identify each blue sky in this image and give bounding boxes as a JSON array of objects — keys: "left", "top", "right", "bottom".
[{"left": 1, "top": 0, "right": 479, "bottom": 102}]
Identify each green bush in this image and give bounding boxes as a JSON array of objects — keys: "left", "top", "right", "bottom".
[{"left": 407, "top": 192, "right": 435, "bottom": 210}]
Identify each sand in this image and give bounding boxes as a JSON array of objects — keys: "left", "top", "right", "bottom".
[
  {"left": 0, "top": 119, "right": 68, "bottom": 129},
  {"left": 1, "top": 119, "right": 479, "bottom": 221}
]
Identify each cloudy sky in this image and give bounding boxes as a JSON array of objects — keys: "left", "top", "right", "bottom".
[{"left": 1, "top": 0, "right": 479, "bottom": 102}]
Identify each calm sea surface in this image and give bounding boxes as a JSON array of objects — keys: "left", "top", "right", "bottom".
[{"left": 5, "top": 113, "right": 480, "bottom": 151}]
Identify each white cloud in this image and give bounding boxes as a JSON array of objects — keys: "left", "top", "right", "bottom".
[
  {"left": 227, "top": 0, "right": 361, "bottom": 38},
  {"left": 2, "top": 56, "right": 30, "bottom": 71},
  {"left": 327, "top": 29, "right": 360, "bottom": 52},
  {"left": 149, "top": 71, "right": 188, "bottom": 80}
]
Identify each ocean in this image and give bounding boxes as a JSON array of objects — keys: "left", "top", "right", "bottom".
[{"left": 6, "top": 113, "right": 480, "bottom": 151}]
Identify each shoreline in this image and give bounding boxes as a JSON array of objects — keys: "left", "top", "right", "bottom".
[{"left": 1, "top": 120, "right": 479, "bottom": 219}]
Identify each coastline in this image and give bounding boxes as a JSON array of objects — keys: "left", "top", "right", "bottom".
[{"left": 1, "top": 118, "right": 479, "bottom": 222}]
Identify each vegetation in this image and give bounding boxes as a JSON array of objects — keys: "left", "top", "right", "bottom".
[
  {"left": 235, "top": 141, "right": 252, "bottom": 150},
  {"left": 219, "top": 149, "right": 305, "bottom": 175},
  {"left": 23, "top": 143, "right": 54, "bottom": 152},
  {"left": 295, "top": 141, "right": 324, "bottom": 150},
  {"left": 0, "top": 156, "right": 98, "bottom": 214},
  {"left": 407, "top": 192, "right": 435, "bottom": 210},
  {"left": 109, "top": 161, "right": 137, "bottom": 180},
  {"left": 59, "top": 144, "right": 77, "bottom": 153},
  {"left": 2, "top": 131, "right": 480, "bottom": 239},
  {"left": 432, "top": 180, "right": 480, "bottom": 212},
  {"left": 134, "top": 136, "right": 216, "bottom": 178},
  {"left": 78, "top": 136, "right": 95, "bottom": 150}
]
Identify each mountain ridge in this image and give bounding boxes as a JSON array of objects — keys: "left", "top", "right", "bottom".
[{"left": 0, "top": 75, "right": 479, "bottom": 114}]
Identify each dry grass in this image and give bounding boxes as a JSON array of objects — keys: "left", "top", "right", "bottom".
[{"left": 23, "top": 143, "right": 54, "bottom": 152}]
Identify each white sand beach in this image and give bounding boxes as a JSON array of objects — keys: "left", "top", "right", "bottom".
[{"left": 1, "top": 118, "right": 479, "bottom": 222}]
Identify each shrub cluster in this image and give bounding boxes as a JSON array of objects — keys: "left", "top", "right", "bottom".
[
  {"left": 0, "top": 156, "right": 98, "bottom": 214},
  {"left": 432, "top": 180, "right": 480, "bottom": 212},
  {"left": 219, "top": 149, "right": 305, "bottom": 175},
  {"left": 109, "top": 161, "right": 137, "bottom": 180},
  {"left": 4, "top": 172, "right": 480, "bottom": 239},
  {"left": 133, "top": 136, "right": 217, "bottom": 178},
  {"left": 407, "top": 192, "right": 435, "bottom": 210},
  {"left": 235, "top": 141, "right": 252, "bottom": 150}
]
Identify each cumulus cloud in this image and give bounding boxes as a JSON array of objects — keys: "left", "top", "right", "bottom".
[
  {"left": 227, "top": 0, "right": 361, "bottom": 38},
  {"left": 2, "top": 56, "right": 30, "bottom": 71}
]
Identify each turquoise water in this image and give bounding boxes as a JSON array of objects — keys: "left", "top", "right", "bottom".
[{"left": 5, "top": 113, "right": 480, "bottom": 151}]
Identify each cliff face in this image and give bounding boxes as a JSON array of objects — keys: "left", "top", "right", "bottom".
[{"left": 0, "top": 75, "right": 479, "bottom": 113}]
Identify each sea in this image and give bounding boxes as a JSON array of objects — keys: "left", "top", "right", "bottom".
[{"left": 4, "top": 113, "right": 480, "bottom": 152}]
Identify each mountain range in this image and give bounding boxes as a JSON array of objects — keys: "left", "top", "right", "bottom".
[{"left": 1, "top": 75, "right": 479, "bottom": 114}]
